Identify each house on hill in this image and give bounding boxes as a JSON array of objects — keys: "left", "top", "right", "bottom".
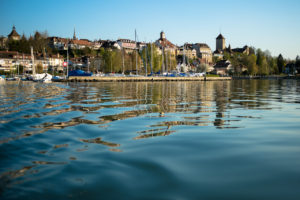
[
  {"left": 226, "top": 45, "right": 250, "bottom": 55},
  {"left": 117, "top": 39, "right": 136, "bottom": 53},
  {"left": 213, "top": 59, "right": 233, "bottom": 75}
]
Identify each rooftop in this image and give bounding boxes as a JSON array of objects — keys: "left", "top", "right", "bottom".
[{"left": 216, "top": 34, "right": 225, "bottom": 40}]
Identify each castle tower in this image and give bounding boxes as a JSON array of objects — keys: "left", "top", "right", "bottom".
[
  {"left": 160, "top": 31, "right": 166, "bottom": 40},
  {"left": 216, "top": 34, "right": 225, "bottom": 51}
]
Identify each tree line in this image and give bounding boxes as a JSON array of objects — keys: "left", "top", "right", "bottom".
[
  {"left": 89, "top": 44, "right": 177, "bottom": 74},
  {"left": 1, "top": 31, "right": 55, "bottom": 56},
  {"left": 222, "top": 48, "right": 299, "bottom": 76}
]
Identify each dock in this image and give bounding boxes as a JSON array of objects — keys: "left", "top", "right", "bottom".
[{"left": 67, "top": 76, "right": 232, "bottom": 82}]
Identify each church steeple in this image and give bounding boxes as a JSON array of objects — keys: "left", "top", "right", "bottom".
[{"left": 73, "top": 27, "right": 77, "bottom": 40}]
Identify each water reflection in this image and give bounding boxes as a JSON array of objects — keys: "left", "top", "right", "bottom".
[
  {"left": 1, "top": 80, "right": 300, "bottom": 199},
  {"left": 1, "top": 80, "right": 300, "bottom": 145}
]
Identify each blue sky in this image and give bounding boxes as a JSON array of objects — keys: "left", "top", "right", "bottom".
[{"left": 0, "top": 0, "right": 299, "bottom": 59}]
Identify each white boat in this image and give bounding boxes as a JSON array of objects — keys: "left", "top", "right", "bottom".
[
  {"left": 32, "top": 73, "right": 53, "bottom": 83},
  {"left": 0, "top": 76, "right": 5, "bottom": 83},
  {"left": 29, "top": 47, "right": 52, "bottom": 83}
]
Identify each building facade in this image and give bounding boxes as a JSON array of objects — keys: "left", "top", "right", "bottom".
[
  {"left": 193, "top": 43, "right": 212, "bottom": 63},
  {"left": 117, "top": 39, "right": 136, "bottom": 53}
]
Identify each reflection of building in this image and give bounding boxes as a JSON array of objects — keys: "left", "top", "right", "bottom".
[{"left": 8, "top": 26, "right": 20, "bottom": 41}]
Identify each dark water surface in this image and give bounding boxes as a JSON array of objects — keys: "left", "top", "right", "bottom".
[{"left": 1, "top": 80, "right": 300, "bottom": 199}]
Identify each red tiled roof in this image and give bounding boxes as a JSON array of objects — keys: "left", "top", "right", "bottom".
[
  {"left": 70, "top": 39, "right": 92, "bottom": 46},
  {"left": 158, "top": 38, "right": 176, "bottom": 49}
]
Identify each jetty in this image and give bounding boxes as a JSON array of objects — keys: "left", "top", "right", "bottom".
[{"left": 67, "top": 76, "right": 232, "bottom": 82}]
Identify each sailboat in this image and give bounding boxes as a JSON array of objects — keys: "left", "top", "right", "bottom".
[
  {"left": 30, "top": 46, "right": 53, "bottom": 83},
  {"left": 180, "top": 43, "right": 188, "bottom": 73}
]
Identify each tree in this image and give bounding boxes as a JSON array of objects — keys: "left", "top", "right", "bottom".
[
  {"left": 36, "top": 63, "right": 43, "bottom": 73},
  {"left": 277, "top": 54, "right": 284, "bottom": 74},
  {"left": 256, "top": 48, "right": 263, "bottom": 66},
  {"left": 19, "top": 34, "right": 30, "bottom": 53},
  {"left": 246, "top": 54, "right": 258, "bottom": 75},
  {"left": 260, "top": 57, "right": 269, "bottom": 75},
  {"left": 249, "top": 47, "right": 256, "bottom": 55},
  {"left": 268, "top": 57, "right": 278, "bottom": 74},
  {"left": 30, "top": 31, "right": 50, "bottom": 55},
  {"left": 8, "top": 40, "right": 20, "bottom": 52},
  {"left": 197, "top": 63, "right": 209, "bottom": 73},
  {"left": 295, "top": 55, "right": 300, "bottom": 73}
]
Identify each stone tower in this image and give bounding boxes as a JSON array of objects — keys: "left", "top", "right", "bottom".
[
  {"left": 160, "top": 31, "right": 166, "bottom": 40},
  {"left": 216, "top": 34, "right": 225, "bottom": 51}
]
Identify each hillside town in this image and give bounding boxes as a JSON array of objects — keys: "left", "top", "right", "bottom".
[{"left": 0, "top": 26, "right": 299, "bottom": 77}]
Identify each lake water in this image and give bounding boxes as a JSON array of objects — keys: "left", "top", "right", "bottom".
[{"left": 1, "top": 80, "right": 300, "bottom": 200}]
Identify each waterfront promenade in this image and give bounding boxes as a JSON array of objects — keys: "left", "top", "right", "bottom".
[{"left": 67, "top": 76, "right": 232, "bottom": 82}]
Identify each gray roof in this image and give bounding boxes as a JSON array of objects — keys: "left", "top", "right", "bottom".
[{"left": 216, "top": 34, "right": 225, "bottom": 40}]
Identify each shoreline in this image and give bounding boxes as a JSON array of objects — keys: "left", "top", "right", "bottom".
[{"left": 67, "top": 76, "right": 231, "bottom": 82}]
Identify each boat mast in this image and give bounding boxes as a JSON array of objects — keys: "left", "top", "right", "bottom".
[
  {"left": 67, "top": 47, "right": 69, "bottom": 77},
  {"left": 145, "top": 45, "right": 148, "bottom": 76},
  {"left": 122, "top": 47, "right": 125, "bottom": 74},
  {"left": 17, "top": 52, "right": 19, "bottom": 75},
  {"left": 135, "top": 29, "right": 138, "bottom": 75},
  {"left": 150, "top": 42, "right": 153, "bottom": 74},
  {"left": 31, "top": 46, "right": 35, "bottom": 75},
  {"left": 183, "top": 43, "right": 186, "bottom": 72},
  {"left": 166, "top": 50, "right": 168, "bottom": 73},
  {"left": 161, "top": 47, "right": 164, "bottom": 74}
]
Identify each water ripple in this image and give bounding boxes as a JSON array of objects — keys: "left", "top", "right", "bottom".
[{"left": 1, "top": 80, "right": 300, "bottom": 199}]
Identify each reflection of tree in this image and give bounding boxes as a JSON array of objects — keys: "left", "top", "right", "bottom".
[
  {"left": 213, "top": 81, "right": 230, "bottom": 128},
  {"left": 2, "top": 80, "right": 296, "bottom": 146}
]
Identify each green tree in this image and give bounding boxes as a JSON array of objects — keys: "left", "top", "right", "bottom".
[
  {"left": 246, "top": 54, "right": 258, "bottom": 75},
  {"left": 256, "top": 48, "right": 263, "bottom": 66},
  {"left": 101, "top": 49, "right": 122, "bottom": 73},
  {"left": 277, "top": 54, "right": 284, "bottom": 74},
  {"left": 260, "top": 57, "right": 269, "bottom": 75},
  {"left": 295, "top": 55, "right": 300, "bottom": 73},
  {"left": 8, "top": 40, "right": 20, "bottom": 52},
  {"left": 19, "top": 34, "right": 30, "bottom": 53},
  {"left": 36, "top": 63, "right": 43, "bottom": 73},
  {"left": 267, "top": 57, "right": 278, "bottom": 74}
]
